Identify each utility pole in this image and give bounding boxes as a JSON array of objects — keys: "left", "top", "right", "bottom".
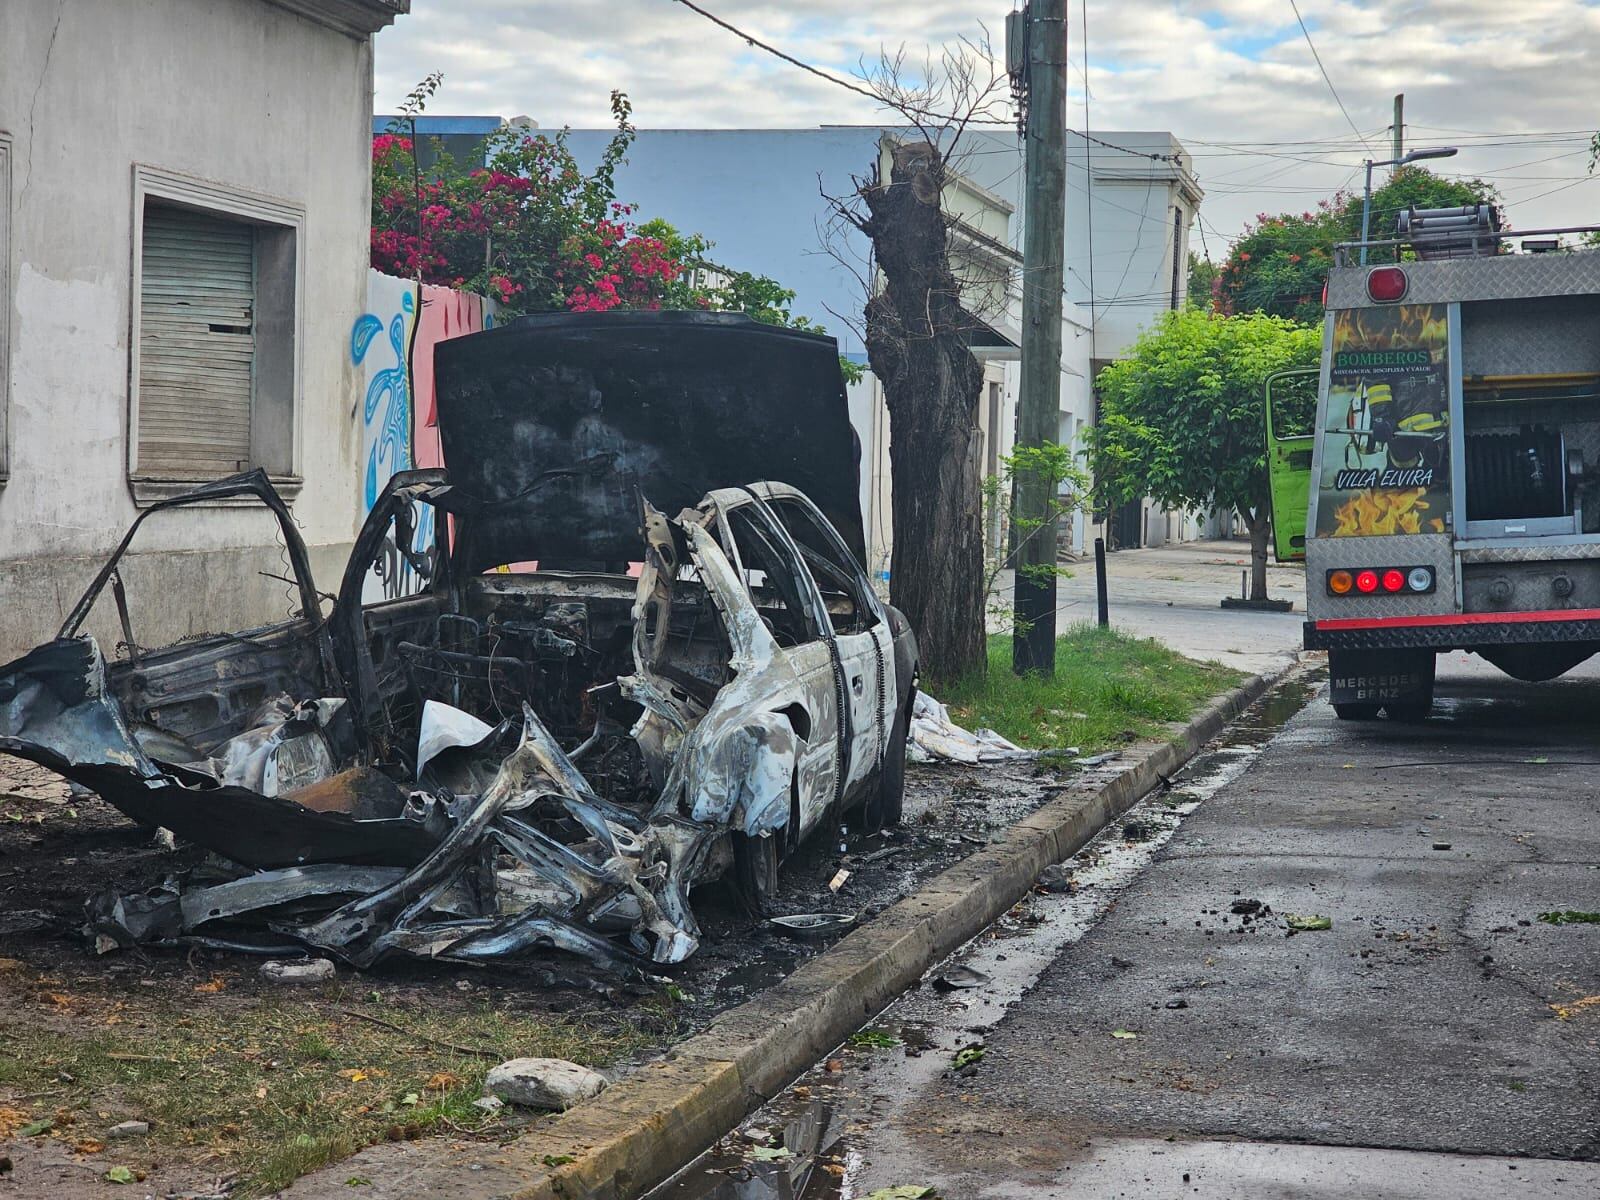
[
  {"left": 1011, "top": 0, "right": 1067, "bottom": 676},
  {"left": 1391, "top": 93, "right": 1404, "bottom": 164}
]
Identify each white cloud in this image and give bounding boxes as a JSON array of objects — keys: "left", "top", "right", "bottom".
[{"left": 375, "top": 1, "right": 1600, "bottom": 244}]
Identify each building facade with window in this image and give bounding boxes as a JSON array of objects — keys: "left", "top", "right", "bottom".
[{"left": 0, "top": 0, "right": 407, "bottom": 660}]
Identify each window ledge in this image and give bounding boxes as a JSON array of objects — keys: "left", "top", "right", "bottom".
[{"left": 130, "top": 474, "right": 303, "bottom": 508}]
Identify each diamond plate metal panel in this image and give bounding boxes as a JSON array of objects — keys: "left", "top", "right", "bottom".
[
  {"left": 1460, "top": 540, "right": 1600, "bottom": 563},
  {"left": 1327, "top": 251, "right": 1600, "bottom": 310},
  {"left": 1461, "top": 294, "right": 1600, "bottom": 376},
  {"left": 1306, "top": 618, "right": 1600, "bottom": 652},
  {"left": 1305, "top": 533, "right": 1455, "bottom": 621}
]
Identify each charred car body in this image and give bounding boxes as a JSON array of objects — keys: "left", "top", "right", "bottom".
[{"left": 0, "top": 313, "right": 917, "bottom": 973}]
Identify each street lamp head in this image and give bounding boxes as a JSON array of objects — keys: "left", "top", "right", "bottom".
[{"left": 1399, "top": 146, "right": 1458, "bottom": 165}]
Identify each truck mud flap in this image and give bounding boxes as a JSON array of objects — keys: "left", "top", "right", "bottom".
[{"left": 1328, "top": 648, "right": 1436, "bottom": 706}]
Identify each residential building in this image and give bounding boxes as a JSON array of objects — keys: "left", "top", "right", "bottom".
[
  {"left": 0, "top": 0, "right": 407, "bottom": 661},
  {"left": 555, "top": 125, "right": 1207, "bottom": 566},
  {"left": 557, "top": 126, "right": 1094, "bottom": 576},
  {"left": 1060, "top": 132, "right": 1220, "bottom": 547}
]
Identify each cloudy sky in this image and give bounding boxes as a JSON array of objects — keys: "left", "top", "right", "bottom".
[{"left": 374, "top": 1, "right": 1600, "bottom": 252}]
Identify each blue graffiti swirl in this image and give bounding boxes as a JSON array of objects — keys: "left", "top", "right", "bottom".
[{"left": 352, "top": 291, "right": 415, "bottom": 512}]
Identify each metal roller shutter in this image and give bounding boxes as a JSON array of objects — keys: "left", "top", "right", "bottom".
[{"left": 137, "top": 205, "right": 255, "bottom": 476}]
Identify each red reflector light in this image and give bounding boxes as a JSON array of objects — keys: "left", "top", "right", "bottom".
[
  {"left": 1355, "top": 570, "right": 1379, "bottom": 593},
  {"left": 1382, "top": 569, "right": 1406, "bottom": 592},
  {"left": 1367, "top": 266, "right": 1408, "bottom": 303}
]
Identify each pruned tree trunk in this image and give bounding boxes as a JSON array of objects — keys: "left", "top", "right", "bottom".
[
  {"left": 859, "top": 143, "right": 987, "bottom": 686},
  {"left": 1242, "top": 508, "right": 1270, "bottom": 600}
]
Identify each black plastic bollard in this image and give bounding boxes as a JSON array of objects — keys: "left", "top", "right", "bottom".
[{"left": 1095, "top": 537, "right": 1109, "bottom": 627}]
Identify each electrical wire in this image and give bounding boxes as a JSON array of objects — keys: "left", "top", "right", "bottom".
[
  {"left": 666, "top": 0, "right": 1179, "bottom": 162},
  {"left": 1285, "top": 0, "right": 1372, "bottom": 153}
]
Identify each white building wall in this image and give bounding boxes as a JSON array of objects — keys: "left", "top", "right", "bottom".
[
  {"left": 561, "top": 126, "right": 1101, "bottom": 569},
  {"left": 0, "top": 0, "right": 396, "bottom": 660}
]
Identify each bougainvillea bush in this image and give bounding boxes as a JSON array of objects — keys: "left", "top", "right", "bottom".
[
  {"left": 370, "top": 87, "right": 850, "bottom": 372},
  {"left": 1202, "top": 166, "right": 1500, "bottom": 325}
]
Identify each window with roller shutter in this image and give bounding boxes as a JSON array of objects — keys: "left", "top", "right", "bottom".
[
  {"left": 128, "top": 171, "right": 302, "bottom": 506},
  {"left": 136, "top": 205, "right": 257, "bottom": 477}
]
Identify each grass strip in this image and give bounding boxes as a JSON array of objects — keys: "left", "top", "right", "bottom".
[
  {"left": 0, "top": 981, "right": 663, "bottom": 1196},
  {"left": 941, "top": 624, "right": 1245, "bottom": 753}
]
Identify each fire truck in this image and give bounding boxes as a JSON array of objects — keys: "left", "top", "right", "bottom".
[{"left": 1267, "top": 208, "right": 1600, "bottom": 720}]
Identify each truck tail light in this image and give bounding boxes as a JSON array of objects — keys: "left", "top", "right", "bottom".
[
  {"left": 1366, "top": 266, "right": 1408, "bottom": 303},
  {"left": 1326, "top": 565, "right": 1437, "bottom": 597}
]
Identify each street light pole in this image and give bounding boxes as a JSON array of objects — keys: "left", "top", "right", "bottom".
[
  {"left": 1360, "top": 158, "right": 1377, "bottom": 266},
  {"left": 1358, "top": 145, "right": 1459, "bottom": 265}
]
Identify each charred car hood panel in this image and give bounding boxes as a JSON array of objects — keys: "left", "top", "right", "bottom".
[{"left": 433, "top": 311, "right": 866, "bottom": 573}]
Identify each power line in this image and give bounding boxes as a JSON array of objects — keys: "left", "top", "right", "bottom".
[
  {"left": 668, "top": 0, "right": 886, "bottom": 108},
  {"left": 1285, "top": 0, "right": 1372, "bottom": 153},
  {"left": 668, "top": 0, "right": 1181, "bottom": 163}
]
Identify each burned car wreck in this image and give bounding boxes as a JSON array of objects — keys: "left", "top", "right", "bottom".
[{"left": 0, "top": 313, "right": 917, "bottom": 974}]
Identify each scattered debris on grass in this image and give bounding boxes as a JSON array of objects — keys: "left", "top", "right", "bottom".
[
  {"left": 0, "top": 969, "right": 657, "bottom": 1197},
  {"left": 908, "top": 692, "right": 1043, "bottom": 764},
  {"left": 483, "top": 1057, "right": 607, "bottom": 1111}
]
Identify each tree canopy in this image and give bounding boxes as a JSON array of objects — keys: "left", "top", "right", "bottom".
[
  {"left": 1087, "top": 309, "right": 1321, "bottom": 594},
  {"left": 1199, "top": 166, "right": 1500, "bottom": 324}
]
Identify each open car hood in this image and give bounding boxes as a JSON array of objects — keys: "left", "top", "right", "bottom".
[{"left": 433, "top": 311, "right": 866, "bottom": 573}]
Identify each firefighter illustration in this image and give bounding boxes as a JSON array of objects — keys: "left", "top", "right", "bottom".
[{"left": 1343, "top": 378, "right": 1448, "bottom": 473}]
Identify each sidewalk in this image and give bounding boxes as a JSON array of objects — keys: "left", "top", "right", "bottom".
[{"left": 992, "top": 539, "right": 1306, "bottom": 674}]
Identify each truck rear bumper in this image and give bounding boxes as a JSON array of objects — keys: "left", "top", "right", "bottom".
[{"left": 1305, "top": 609, "right": 1600, "bottom": 651}]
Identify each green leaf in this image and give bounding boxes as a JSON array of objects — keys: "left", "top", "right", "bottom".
[
  {"left": 19, "top": 1118, "right": 54, "bottom": 1136},
  {"left": 748, "top": 1146, "right": 793, "bottom": 1161},
  {"left": 1538, "top": 910, "right": 1600, "bottom": 925},
  {"left": 951, "top": 1045, "right": 986, "bottom": 1069},
  {"left": 849, "top": 1029, "right": 901, "bottom": 1049},
  {"left": 104, "top": 1167, "right": 137, "bottom": 1185},
  {"left": 863, "top": 1189, "right": 937, "bottom": 1200},
  {"left": 399, "top": 1092, "right": 419, "bottom": 1107},
  {"left": 1110, "top": 1029, "right": 1138, "bottom": 1040},
  {"left": 1285, "top": 913, "right": 1332, "bottom": 932},
  {"left": 541, "top": 1155, "right": 575, "bottom": 1168}
]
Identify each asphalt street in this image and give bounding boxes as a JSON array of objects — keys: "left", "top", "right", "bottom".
[
  {"left": 658, "top": 655, "right": 1600, "bottom": 1199},
  {"left": 994, "top": 540, "right": 1307, "bottom": 674}
]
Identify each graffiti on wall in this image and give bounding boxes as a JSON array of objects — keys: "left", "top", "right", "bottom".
[{"left": 352, "top": 270, "right": 495, "bottom": 601}]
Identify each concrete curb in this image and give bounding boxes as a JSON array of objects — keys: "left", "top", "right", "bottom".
[{"left": 282, "top": 668, "right": 1289, "bottom": 1200}]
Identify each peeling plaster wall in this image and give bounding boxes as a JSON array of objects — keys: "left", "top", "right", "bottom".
[{"left": 0, "top": 0, "right": 379, "bottom": 661}]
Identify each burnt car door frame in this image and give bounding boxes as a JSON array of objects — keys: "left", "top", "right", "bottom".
[
  {"left": 700, "top": 485, "right": 862, "bottom": 839},
  {"left": 331, "top": 467, "right": 453, "bottom": 757},
  {"left": 751, "top": 482, "right": 895, "bottom": 797},
  {"left": 53, "top": 469, "right": 347, "bottom": 750}
]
